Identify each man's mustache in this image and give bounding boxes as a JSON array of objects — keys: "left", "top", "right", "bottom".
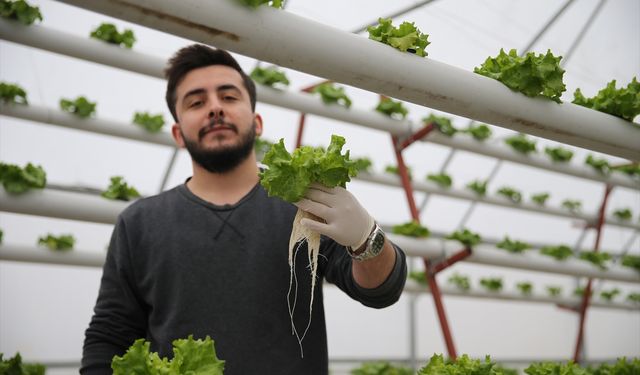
[{"left": 199, "top": 118, "right": 238, "bottom": 139}]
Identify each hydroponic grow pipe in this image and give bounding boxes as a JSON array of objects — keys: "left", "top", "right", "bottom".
[
  {"left": 1, "top": 187, "right": 637, "bottom": 283},
  {"left": 358, "top": 172, "right": 640, "bottom": 231},
  {"left": 388, "top": 235, "right": 640, "bottom": 284},
  {"left": 402, "top": 280, "right": 640, "bottom": 311},
  {"left": 2, "top": 18, "right": 638, "bottom": 190},
  {"left": 0, "top": 244, "right": 105, "bottom": 268},
  {"left": 0, "top": 188, "right": 125, "bottom": 224},
  {"left": 0, "top": 102, "right": 175, "bottom": 146},
  {"left": 53, "top": 0, "right": 640, "bottom": 160}
]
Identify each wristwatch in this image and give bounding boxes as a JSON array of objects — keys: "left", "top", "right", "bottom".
[{"left": 349, "top": 223, "right": 386, "bottom": 261}]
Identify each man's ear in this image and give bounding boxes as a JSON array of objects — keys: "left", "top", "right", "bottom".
[
  {"left": 254, "top": 113, "right": 264, "bottom": 136},
  {"left": 171, "top": 123, "right": 186, "bottom": 148}
]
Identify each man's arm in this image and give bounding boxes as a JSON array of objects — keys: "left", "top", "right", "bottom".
[
  {"left": 351, "top": 239, "right": 397, "bottom": 289},
  {"left": 81, "top": 216, "right": 147, "bottom": 374}
]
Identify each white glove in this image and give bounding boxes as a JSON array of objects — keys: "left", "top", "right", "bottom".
[{"left": 294, "top": 183, "right": 375, "bottom": 249}]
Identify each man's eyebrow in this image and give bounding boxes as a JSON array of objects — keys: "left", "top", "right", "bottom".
[
  {"left": 181, "top": 88, "right": 206, "bottom": 104},
  {"left": 217, "top": 84, "right": 242, "bottom": 94}
]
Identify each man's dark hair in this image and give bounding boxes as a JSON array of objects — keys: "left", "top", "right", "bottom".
[{"left": 164, "top": 44, "right": 257, "bottom": 122}]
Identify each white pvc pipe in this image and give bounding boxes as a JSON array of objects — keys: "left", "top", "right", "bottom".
[
  {"left": 424, "top": 132, "right": 639, "bottom": 190},
  {"left": 388, "top": 234, "right": 640, "bottom": 284},
  {"left": 0, "top": 103, "right": 175, "bottom": 146},
  {"left": 54, "top": 0, "right": 640, "bottom": 160},
  {"left": 2, "top": 18, "right": 637, "bottom": 189},
  {"left": 403, "top": 280, "right": 640, "bottom": 311},
  {"left": 0, "top": 188, "right": 126, "bottom": 224},
  {"left": 1, "top": 242, "right": 636, "bottom": 310},
  {"left": 360, "top": 172, "right": 640, "bottom": 231},
  {"left": 0, "top": 244, "right": 105, "bottom": 268}
]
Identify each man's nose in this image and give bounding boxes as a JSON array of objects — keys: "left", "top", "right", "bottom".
[{"left": 208, "top": 99, "right": 224, "bottom": 121}]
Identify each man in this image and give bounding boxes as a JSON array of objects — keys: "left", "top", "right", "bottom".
[{"left": 81, "top": 44, "right": 407, "bottom": 374}]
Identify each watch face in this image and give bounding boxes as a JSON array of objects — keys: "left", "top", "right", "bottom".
[{"left": 371, "top": 230, "right": 385, "bottom": 253}]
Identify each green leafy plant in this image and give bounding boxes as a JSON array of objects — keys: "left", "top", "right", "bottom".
[
  {"left": 516, "top": 281, "right": 533, "bottom": 295},
  {"left": 312, "top": 82, "right": 352, "bottom": 108},
  {"left": 418, "top": 354, "right": 507, "bottom": 375},
  {"left": 375, "top": 97, "right": 408, "bottom": 119},
  {"left": 448, "top": 273, "right": 471, "bottom": 292},
  {"left": 112, "top": 335, "right": 224, "bottom": 374},
  {"left": 408, "top": 270, "right": 427, "bottom": 285},
  {"left": 426, "top": 173, "right": 452, "bottom": 188},
  {"left": 497, "top": 186, "right": 522, "bottom": 203},
  {"left": 613, "top": 208, "right": 632, "bottom": 221},
  {"left": 101, "top": 176, "right": 141, "bottom": 201},
  {"left": 539, "top": 245, "right": 573, "bottom": 261},
  {"left": 524, "top": 361, "right": 588, "bottom": 375},
  {"left": 561, "top": 199, "right": 582, "bottom": 213},
  {"left": 367, "top": 17, "right": 430, "bottom": 57},
  {"left": 544, "top": 146, "right": 574, "bottom": 163},
  {"left": 578, "top": 251, "right": 611, "bottom": 270},
  {"left": 0, "top": 352, "right": 45, "bottom": 375},
  {"left": 599, "top": 288, "right": 620, "bottom": 302},
  {"left": 249, "top": 66, "right": 290, "bottom": 87},
  {"left": 462, "top": 123, "right": 492, "bottom": 141},
  {"left": 60, "top": 96, "right": 96, "bottom": 118},
  {"left": 588, "top": 358, "right": 640, "bottom": 375},
  {"left": 0, "top": 228, "right": 3, "bottom": 244},
  {"left": 628, "top": 293, "right": 640, "bottom": 303},
  {"left": 236, "top": 0, "right": 284, "bottom": 8},
  {"left": 423, "top": 114, "right": 457, "bottom": 136},
  {"left": 0, "top": 162, "right": 46, "bottom": 194},
  {"left": 446, "top": 229, "right": 481, "bottom": 247},
  {"left": 546, "top": 285, "right": 562, "bottom": 297},
  {"left": 0, "top": 0, "right": 42, "bottom": 25},
  {"left": 573, "top": 77, "right": 640, "bottom": 121},
  {"left": 505, "top": 134, "right": 537, "bottom": 155},
  {"left": 585, "top": 154, "right": 610, "bottom": 175},
  {"left": 531, "top": 192, "right": 550, "bottom": 206},
  {"left": 496, "top": 236, "right": 531, "bottom": 253},
  {"left": 351, "top": 361, "right": 414, "bottom": 375},
  {"left": 90, "top": 23, "right": 135, "bottom": 48},
  {"left": 385, "top": 165, "right": 412, "bottom": 180},
  {"left": 480, "top": 277, "right": 503, "bottom": 292},
  {"left": 0, "top": 82, "right": 28, "bottom": 104},
  {"left": 37, "top": 234, "right": 75, "bottom": 251},
  {"left": 260, "top": 134, "right": 357, "bottom": 202},
  {"left": 392, "top": 221, "right": 430, "bottom": 238},
  {"left": 621, "top": 254, "right": 640, "bottom": 273},
  {"left": 612, "top": 164, "right": 640, "bottom": 179},
  {"left": 133, "top": 112, "right": 165, "bottom": 133},
  {"left": 474, "top": 48, "right": 566, "bottom": 103},
  {"left": 466, "top": 179, "right": 487, "bottom": 196},
  {"left": 353, "top": 157, "right": 372, "bottom": 173}
]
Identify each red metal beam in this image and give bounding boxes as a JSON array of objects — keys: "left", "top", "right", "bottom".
[
  {"left": 390, "top": 133, "right": 458, "bottom": 359},
  {"left": 431, "top": 248, "right": 472, "bottom": 274},
  {"left": 400, "top": 123, "right": 435, "bottom": 150},
  {"left": 573, "top": 184, "right": 613, "bottom": 362}
]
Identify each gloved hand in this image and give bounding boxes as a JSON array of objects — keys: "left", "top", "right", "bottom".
[{"left": 294, "top": 183, "right": 375, "bottom": 249}]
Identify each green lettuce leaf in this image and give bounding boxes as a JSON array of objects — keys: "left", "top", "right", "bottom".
[
  {"left": 367, "top": 18, "right": 430, "bottom": 57},
  {"left": 260, "top": 135, "right": 357, "bottom": 202},
  {"left": 573, "top": 77, "right": 640, "bottom": 122},
  {"left": 60, "top": 96, "right": 97, "bottom": 118},
  {"left": 90, "top": 23, "right": 136, "bottom": 48},
  {"left": 392, "top": 221, "right": 430, "bottom": 238},
  {"left": 0, "top": 0, "right": 42, "bottom": 25},
  {"left": 250, "top": 66, "right": 290, "bottom": 87},
  {"left": 101, "top": 176, "right": 141, "bottom": 201},
  {"left": 133, "top": 112, "right": 165, "bottom": 133},
  {"left": 312, "top": 82, "right": 352, "bottom": 108},
  {"left": 0, "top": 82, "right": 28, "bottom": 104},
  {"left": 0, "top": 162, "right": 46, "bottom": 194}
]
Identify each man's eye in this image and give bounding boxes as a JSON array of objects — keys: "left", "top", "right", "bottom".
[
  {"left": 223, "top": 95, "right": 237, "bottom": 101},
  {"left": 189, "top": 100, "right": 202, "bottom": 107}
]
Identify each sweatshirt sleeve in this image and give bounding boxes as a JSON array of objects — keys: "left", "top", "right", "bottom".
[
  {"left": 81, "top": 216, "right": 148, "bottom": 374},
  {"left": 322, "top": 237, "right": 407, "bottom": 308}
]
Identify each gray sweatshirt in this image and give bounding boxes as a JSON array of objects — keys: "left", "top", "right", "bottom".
[{"left": 81, "top": 182, "right": 407, "bottom": 374}]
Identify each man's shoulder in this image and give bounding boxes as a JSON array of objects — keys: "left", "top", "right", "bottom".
[{"left": 118, "top": 185, "right": 181, "bottom": 221}]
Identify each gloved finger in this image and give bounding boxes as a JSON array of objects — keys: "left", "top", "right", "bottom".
[
  {"left": 308, "top": 182, "right": 337, "bottom": 194},
  {"left": 303, "top": 187, "right": 338, "bottom": 208},
  {"left": 294, "top": 198, "right": 332, "bottom": 221},
  {"left": 299, "top": 217, "right": 332, "bottom": 238}
]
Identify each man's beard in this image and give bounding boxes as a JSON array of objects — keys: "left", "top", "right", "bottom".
[{"left": 181, "top": 118, "right": 257, "bottom": 174}]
